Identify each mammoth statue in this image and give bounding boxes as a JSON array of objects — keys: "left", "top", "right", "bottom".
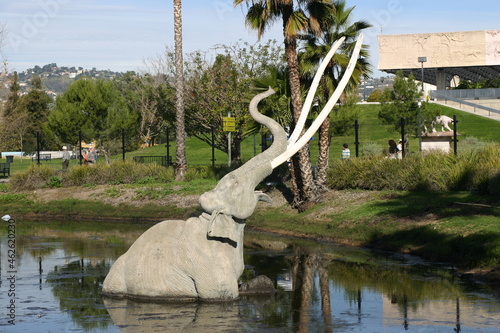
[
  {"left": 102, "top": 87, "right": 286, "bottom": 300},
  {"left": 424, "top": 115, "right": 454, "bottom": 133},
  {"left": 102, "top": 34, "right": 364, "bottom": 301}
]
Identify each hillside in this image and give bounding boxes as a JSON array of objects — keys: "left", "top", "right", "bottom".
[{"left": 11, "top": 63, "right": 125, "bottom": 94}]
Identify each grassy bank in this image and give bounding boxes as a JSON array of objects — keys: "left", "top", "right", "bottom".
[
  {"left": 251, "top": 189, "right": 499, "bottom": 269},
  {"left": 0, "top": 193, "right": 194, "bottom": 222}
]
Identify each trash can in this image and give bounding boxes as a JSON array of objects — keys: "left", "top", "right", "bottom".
[{"left": 6, "top": 156, "right": 13, "bottom": 163}]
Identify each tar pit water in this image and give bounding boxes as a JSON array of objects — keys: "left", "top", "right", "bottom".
[{"left": 0, "top": 219, "right": 499, "bottom": 332}]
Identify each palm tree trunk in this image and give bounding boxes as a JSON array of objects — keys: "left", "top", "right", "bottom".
[
  {"left": 282, "top": 6, "right": 318, "bottom": 208},
  {"left": 318, "top": 261, "right": 333, "bottom": 333},
  {"left": 291, "top": 253, "right": 317, "bottom": 333},
  {"left": 174, "top": 0, "right": 187, "bottom": 181},
  {"left": 315, "top": 116, "right": 330, "bottom": 190}
]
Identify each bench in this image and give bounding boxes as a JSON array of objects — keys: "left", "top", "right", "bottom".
[
  {"left": 0, "top": 163, "right": 10, "bottom": 177},
  {"left": 32, "top": 153, "right": 52, "bottom": 162}
]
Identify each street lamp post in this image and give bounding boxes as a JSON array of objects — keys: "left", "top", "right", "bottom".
[
  {"left": 418, "top": 56, "right": 427, "bottom": 152},
  {"left": 418, "top": 57, "right": 427, "bottom": 92}
]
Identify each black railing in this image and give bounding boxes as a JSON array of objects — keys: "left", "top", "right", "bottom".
[{"left": 133, "top": 156, "right": 172, "bottom": 167}]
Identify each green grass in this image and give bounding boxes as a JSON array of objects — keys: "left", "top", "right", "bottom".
[
  {"left": 1, "top": 176, "right": 498, "bottom": 270},
  {"left": 330, "top": 103, "right": 500, "bottom": 157}
]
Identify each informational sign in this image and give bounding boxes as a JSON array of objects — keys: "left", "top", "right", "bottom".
[{"left": 223, "top": 117, "right": 236, "bottom": 132}]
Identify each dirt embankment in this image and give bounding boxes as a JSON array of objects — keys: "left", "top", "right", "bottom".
[{"left": 31, "top": 185, "right": 201, "bottom": 208}]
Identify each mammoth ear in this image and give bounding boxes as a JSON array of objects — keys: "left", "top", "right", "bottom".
[
  {"left": 256, "top": 192, "right": 272, "bottom": 204},
  {"left": 207, "top": 211, "right": 238, "bottom": 243}
]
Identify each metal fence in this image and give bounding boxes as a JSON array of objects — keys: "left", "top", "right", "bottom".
[
  {"left": 430, "top": 90, "right": 500, "bottom": 117},
  {"left": 133, "top": 156, "right": 172, "bottom": 167},
  {"left": 431, "top": 88, "right": 500, "bottom": 100}
]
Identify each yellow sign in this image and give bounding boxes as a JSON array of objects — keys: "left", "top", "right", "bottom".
[{"left": 223, "top": 117, "right": 236, "bottom": 132}]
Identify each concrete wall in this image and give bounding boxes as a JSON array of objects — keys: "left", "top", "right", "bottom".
[{"left": 378, "top": 30, "right": 500, "bottom": 70}]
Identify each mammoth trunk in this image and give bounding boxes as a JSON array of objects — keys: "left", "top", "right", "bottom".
[{"left": 199, "top": 88, "right": 287, "bottom": 219}]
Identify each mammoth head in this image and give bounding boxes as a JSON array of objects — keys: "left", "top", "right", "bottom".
[{"left": 199, "top": 172, "right": 273, "bottom": 220}]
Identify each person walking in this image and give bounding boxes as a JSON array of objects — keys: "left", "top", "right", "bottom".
[
  {"left": 62, "top": 146, "right": 70, "bottom": 170},
  {"left": 82, "top": 150, "right": 89, "bottom": 165},
  {"left": 88, "top": 147, "right": 97, "bottom": 165}
]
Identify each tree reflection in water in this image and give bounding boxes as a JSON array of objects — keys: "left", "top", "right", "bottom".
[
  {"left": 269, "top": 245, "right": 471, "bottom": 332},
  {"left": 46, "top": 258, "right": 114, "bottom": 331},
  {"left": 291, "top": 251, "right": 318, "bottom": 332},
  {"left": 44, "top": 244, "right": 481, "bottom": 332}
]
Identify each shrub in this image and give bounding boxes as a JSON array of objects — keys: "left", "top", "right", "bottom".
[
  {"left": 366, "top": 89, "right": 383, "bottom": 102},
  {"left": 185, "top": 166, "right": 216, "bottom": 182},
  {"left": 9, "top": 161, "right": 229, "bottom": 190},
  {"left": 63, "top": 161, "right": 175, "bottom": 186},
  {"left": 328, "top": 158, "right": 373, "bottom": 189},
  {"left": 135, "top": 176, "right": 158, "bottom": 185},
  {"left": 64, "top": 165, "right": 101, "bottom": 186},
  {"left": 47, "top": 176, "right": 62, "bottom": 188},
  {"left": 9, "top": 165, "right": 57, "bottom": 191},
  {"left": 361, "top": 142, "right": 383, "bottom": 158},
  {"left": 327, "top": 142, "right": 500, "bottom": 195},
  {"left": 459, "top": 136, "right": 487, "bottom": 155}
]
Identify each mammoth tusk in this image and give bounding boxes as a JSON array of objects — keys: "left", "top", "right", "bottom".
[
  {"left": 271, "top": 33, "right": 364, "bottom": 169},
  {"left": 287, "top": 36, "right": 346, "bottom": 146}
]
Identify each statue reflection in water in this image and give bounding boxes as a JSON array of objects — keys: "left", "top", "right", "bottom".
[{"left": 103, "top": 248, "right": 338, "bottom": 333}]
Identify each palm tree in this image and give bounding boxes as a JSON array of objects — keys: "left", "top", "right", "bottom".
[
  {"left": 251, "top": 66, "right": 293, "bottom": 131},
  {"left": 300, "top": 0, "right": 371, "bottom": 189},
  {"left": 234, "top": 0, "right": 335, "bottom": 209},
  {"left": 173, "top": 0, "right": 187, "bottom": 181}
]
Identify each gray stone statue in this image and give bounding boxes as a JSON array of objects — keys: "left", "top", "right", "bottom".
[
  {"left": 102, "top": 34, "right": 364, "bottom": 301},
  {"left": 424, "top": 115, "right": 454, "bottom": 133}
]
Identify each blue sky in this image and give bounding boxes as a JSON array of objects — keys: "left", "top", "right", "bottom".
[{"left": 1, "top": 0, "right": 499, "bottom": 76}]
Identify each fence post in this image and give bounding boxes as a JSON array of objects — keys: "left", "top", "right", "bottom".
[
  {"left": 453, "top": 115, "right": 458, "bottom": 156},
  {"left": 36, "top": 132, "right": 41, "bottom": 165},
  {"left": 121, "top": 128, "right": 126, "bottom": 161},
  {"left": 400, "top": 117, "right": 405, "bottom": 157},
  {"left": 354, "top": 119, "right": 359, "bottom": 157},
  {"left": 211, "top": 127, "right": 216, "bottom": 170},
  {"left": 78, "top": 130, "right": 83, "bottom": 165},
  {"left": 166, "top": 126, "right": 171, "bottom": 166}
]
